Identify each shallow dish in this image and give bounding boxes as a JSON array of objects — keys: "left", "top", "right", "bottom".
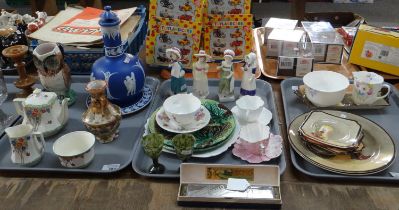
[
  {"left": 155, "top": 106, "right": 211, "bottom": 133},
  {"left": 288, "top": 110, "right": 396, "bottom": 175},
  {"left": 299, "top": 110, "right": 362, "bottom": 149},
  {"left": 303, "top": 71, "right": 349, "bottom": 107}
]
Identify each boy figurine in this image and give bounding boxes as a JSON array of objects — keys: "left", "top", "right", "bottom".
[{"left": 166, "top": 47, "right": 187, "bottom": 94}]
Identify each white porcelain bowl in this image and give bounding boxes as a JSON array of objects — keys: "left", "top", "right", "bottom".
[
  {"left": 53, "top": 131, "right": 95, "bottom": 168},
  {"left": 163, "top": 93, "right": 201, "bottom": 126},
  {"left": 303, "top": 71, "right": 349, "bottom": 107}
]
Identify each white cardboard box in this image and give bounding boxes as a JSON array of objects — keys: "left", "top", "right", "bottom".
[
  {"left": 263, "top": 18, "right": 298, "bottom": 45},
  {"left": 266, "top": 28, "right": 305, "bottom": 57}
]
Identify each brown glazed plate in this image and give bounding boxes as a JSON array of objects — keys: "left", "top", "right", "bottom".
[{"left": 288, "top": 110, "right": 396, "bottom": 175}]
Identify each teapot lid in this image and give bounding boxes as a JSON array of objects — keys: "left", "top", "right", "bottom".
[{"left": 24, "top": 89, "right": 57, "bottom": 108}]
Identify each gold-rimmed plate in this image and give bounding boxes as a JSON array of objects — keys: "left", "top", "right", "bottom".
[{"left": 288, "top": 110, "right": 396, "bottom": 175}]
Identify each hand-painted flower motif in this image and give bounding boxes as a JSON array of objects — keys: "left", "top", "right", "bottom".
[{"left": 195, "top": 109, "right": 205, "bottom": 121}]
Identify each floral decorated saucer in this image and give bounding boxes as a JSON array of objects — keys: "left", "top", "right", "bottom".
[
  {"left": 231, "top": 106, "right": 272, "bottom": 126},
  {"left": 232, "top": 133, "right": 283, "bottom": 163},
  {"left": 155, "top": 106, "right": 211, "bottom": 133}
]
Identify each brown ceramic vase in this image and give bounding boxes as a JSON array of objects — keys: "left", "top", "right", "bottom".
[{"left": 82, "top": 80, "right": 122, "bottom": 143}]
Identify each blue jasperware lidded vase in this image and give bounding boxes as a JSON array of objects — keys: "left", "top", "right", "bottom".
[{"left": 91, "top": 6, "right": 145, "bottom": 107}]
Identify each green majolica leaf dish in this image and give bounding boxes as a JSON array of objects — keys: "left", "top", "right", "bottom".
[{"left": 148, "top": 99, "right": 235, "bottom": 151}]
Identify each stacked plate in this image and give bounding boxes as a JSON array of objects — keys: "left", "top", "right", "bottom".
[
  {"left": 288, "top": 110, "right": 396, "bottom": 175},
  {"left": 144, "top": 99, "right": 239, "bottom": 158},
  {"left": 298, "top": 111, "right": 365, "bottom": 157}
]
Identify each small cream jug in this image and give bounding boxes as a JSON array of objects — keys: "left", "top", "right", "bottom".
[
  {"left": 352, "top": 71, "right": 391, "bottom": 105},
  {"left": 13, "top": 89, "right": 69, "bottom": 137},
  {"left": 5, "top": 124, "right": 45, "bottom": 166}
]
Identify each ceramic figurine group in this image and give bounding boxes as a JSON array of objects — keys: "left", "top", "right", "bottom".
[{"left": 167, "top": 47, "right": 258, "bottom": 102}]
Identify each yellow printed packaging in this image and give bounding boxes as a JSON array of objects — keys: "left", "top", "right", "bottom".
[
  {"left": 145, "top": 17, "right": 202, "bottom": 68},
  {"left": 203, "top": 14, "right": 253, "bottom": 60},
  {"left": 203, "top": 0, "right": 251, "bottom": 16},
  {"left": 148, "top": 0, "right": 205, "bottom": 23},
  {"left": 349, "top": 24, "right": 399, "bottom": 76}
]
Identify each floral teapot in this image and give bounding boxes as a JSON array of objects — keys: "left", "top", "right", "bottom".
[{"left": 13, "top": 89, "right": 69, "bottom": 137}]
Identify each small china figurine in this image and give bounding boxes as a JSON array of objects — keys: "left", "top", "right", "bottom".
[
  {"left": 192, "top": 50, "right": 211, "bottom": 99},
  {"left": 166, "top": 47, "right": 187, "bottom": 94},
  {"left": 240, "top": 52, "right": 257, "bottom": 96},
  {"left": 217, "top": 49, "right": 235, "bottom": 102}
]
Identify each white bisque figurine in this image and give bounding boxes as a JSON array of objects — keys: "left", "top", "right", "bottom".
[
  {"left": 192, "top": 50, "right": 211, "bottom": 99},
  {"left": 240, "top": 52, "right": 257, "bottom": 96},
  {"left": 217, "top": 49, "right": 236, "bottom": 102},
  {"left": 166, "top": 47, "right": 187, "bottom": 94}
]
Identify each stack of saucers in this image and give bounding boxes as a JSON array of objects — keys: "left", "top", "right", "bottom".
[
  {"left": 298, "top": 111, "right": 364, "bottom": 158},
  {"left": 144, "top": 94, "right": 239, "bottom": 158}
]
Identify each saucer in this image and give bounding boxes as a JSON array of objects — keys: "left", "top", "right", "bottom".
[
  {"left": 232, "top": 133, "right": 283, "bottom": 163},
  {"left": 86, "top": 85, "right": 153, "bottom": 116},
  {"left": 155, "top": 106, "right": 211, "bottom": 133},
  {"left": 231, "top": 106, "right": 272, "bottom": 126}
]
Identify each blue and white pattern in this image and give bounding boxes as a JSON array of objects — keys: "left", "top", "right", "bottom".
[{"left": 86, "top": 85, "right": 153, "bottom": 116}]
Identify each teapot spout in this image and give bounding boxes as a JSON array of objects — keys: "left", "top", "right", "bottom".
[{"left": 57, "top": 98, "right": 69, "bottom": 125}]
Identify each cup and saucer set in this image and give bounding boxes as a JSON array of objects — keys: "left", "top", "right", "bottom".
[{"left": 231, "top": 95, "right": 283, "bottom": 163}]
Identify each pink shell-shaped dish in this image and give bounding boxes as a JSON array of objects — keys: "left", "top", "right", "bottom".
[{"left": 232, "top": 134, "right": 283, "bottom": 163}]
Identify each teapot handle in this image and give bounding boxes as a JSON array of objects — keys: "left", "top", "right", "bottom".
[
  {"left": 32, "top": 131, "right": 45, "bottom": 154},
  {"left": 13, "top": 98, "right": 25, "bottom": 115}
]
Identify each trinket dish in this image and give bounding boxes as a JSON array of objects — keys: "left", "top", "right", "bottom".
[
  {"left": 299, "top": 111, "right": 362, "bottom": 149},
  {"left": 155, "top": 106, "right": 211, "bottom": 133}
]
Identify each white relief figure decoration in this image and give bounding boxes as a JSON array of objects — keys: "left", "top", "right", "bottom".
[
  {"left": 102, "top": 71, "right": 118, "bottom": 100},
  {"left": 101, "top": 26, "right": 120, "bottom": 40},
  {"left": 124, "top": 72, "right": 136, "bottom": 96}
]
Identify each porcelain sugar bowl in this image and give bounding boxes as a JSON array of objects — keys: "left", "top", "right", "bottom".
[
  {"left": 13, "top": 89, "right": 69, "bottom": 137},
  {"left": 91, "top": 6, "right": 145, "bottom": 107}
]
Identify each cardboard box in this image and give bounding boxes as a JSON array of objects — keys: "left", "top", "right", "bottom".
[
  {"left": 349, "top": 24, "right": 399, "bottom": 76},
  {"left": 266, "top": 28, "right": 305, "bottom": 57},
  {"left": 178, "top": 163, "right": 282, "bottom": 207},
  {"left": 278, "top": 56, "right": 314, "bottom": 77},
  {"left": 263, "top": 18, "right": 298, "bottom": 45}
]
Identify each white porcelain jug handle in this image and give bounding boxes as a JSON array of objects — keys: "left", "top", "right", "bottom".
[
  {"left": 32, "top": 131, "right": 45, "bottom": 154},
  {"left": 376, "top": 84, "right": 391, "bottom": 100},
  {"left": 13, "top": 98, "right": 25, "bottom": 115}
]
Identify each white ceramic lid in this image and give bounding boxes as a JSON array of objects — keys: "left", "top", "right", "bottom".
[{"left": 24, "top": 89, "right": 57, "bottom": 108}]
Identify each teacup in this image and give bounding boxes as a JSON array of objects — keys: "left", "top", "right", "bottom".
[
  {"left": 239, "top": 123, "right": 270, "bottom": 153},
  {"left": 352, "top": 71, "right": 391, "bottom": 105},
  {"left": 235, "top": 95, "right": 264, "bottom": 122},
  {"left": 5, "top": 124, "right": 45, "bottom": 166},
  {"left": 53, "top": 131, "right": 95, "bottom": 168},
  {"left": 163, "top": 93, "right": 201, "bottom": 126}
]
